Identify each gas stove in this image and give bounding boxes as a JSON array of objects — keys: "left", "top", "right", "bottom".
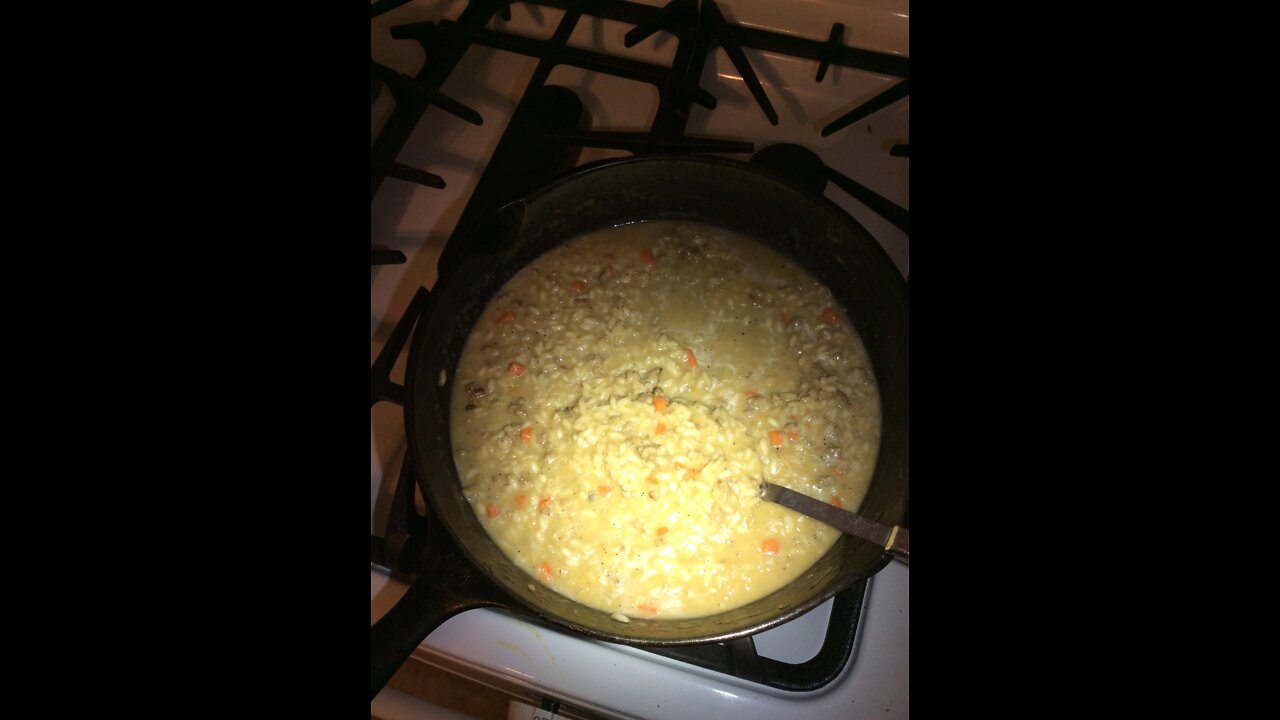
[{"left": 371, "top": 1, "right": 908, "bottom": 717}]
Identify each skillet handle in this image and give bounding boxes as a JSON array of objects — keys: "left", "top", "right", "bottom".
[
  {"left": 370, "top": 564, "right": 449, "bottom": 700},
  {"left": 370, "top": 520, "right": 507, "bottom": 700}
]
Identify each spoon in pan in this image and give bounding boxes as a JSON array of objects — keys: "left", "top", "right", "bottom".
[{"left": 760, "top": 481, "right": 909, "bottom": 565}]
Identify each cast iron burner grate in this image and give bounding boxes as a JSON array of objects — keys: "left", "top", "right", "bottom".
[
  {"left": 371, "top": 0, "right": 909, "bottom": 267},
  {"left": 372, "top": 0, "right": 908, "bottom": 693}
]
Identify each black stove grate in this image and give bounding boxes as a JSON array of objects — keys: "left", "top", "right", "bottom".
[{"left": 371, "top": 0, "right": 909, "bottom": 265}]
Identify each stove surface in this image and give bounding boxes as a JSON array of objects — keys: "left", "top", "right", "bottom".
[{"left": 372, "top": 1, "right": 908, "bottom": 716}]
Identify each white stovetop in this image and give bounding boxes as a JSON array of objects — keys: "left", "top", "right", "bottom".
[
  {"left": 371, "top": 562, "right": 908, "bottom": 719},
  {"left": 372, "top": 1, "right": 908, "bottom": 717}
]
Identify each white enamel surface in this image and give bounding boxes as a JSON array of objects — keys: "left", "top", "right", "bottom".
[
  {"left": 372, "top": 561, "right": 908, "bottom": 719},
  {"left": 373, "top": 1, "right": 908, "bottom": 716},
  {"left": 718, "top": 0, "right": 909, "bottom": 57}
]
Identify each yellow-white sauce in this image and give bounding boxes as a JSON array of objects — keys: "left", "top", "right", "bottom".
[{"left": 450, "top": 221, "right": 880, "bottom": 619}]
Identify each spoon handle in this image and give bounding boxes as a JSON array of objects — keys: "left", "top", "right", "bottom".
[
  {"left": 761, "top": 481, "right": 909, "bottom": 566},
  {"left": 886, "top": 526, "right": 909, "bottom": 565}
]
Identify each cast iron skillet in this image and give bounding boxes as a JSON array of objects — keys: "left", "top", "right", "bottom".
[{"left": 370, "top": 155, "right": 909, "bottom": 698}]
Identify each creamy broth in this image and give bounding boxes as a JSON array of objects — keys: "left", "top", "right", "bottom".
[{"left": 450, "top": 221, "right": 880, "bottom": 619}]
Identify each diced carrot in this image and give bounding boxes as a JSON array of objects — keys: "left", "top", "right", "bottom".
[
  {"left": 507, "top": 362, "right": 525, "bottom": 377},
  {"left": 647, "top": 474, "right": 659, "bottom": 484},
  {"left": 641, "top": 248, "right": 656, "bottom": 266},
  {"left": 761, "top": 538, "right": 780, "bottom": 555},
  {"left": 539, "top": 561, "right": 554, "bottom": 581},
  {"left": 656, "top": 527, "right": 668, "bottom": 537},
  {"left": 516, "top": 494, "right": 528, "bottom": 507},
  {"left": 638, "top": 602, "right": 659, "bottom": 614},
  {"left": 495, "top": 310, "right": 515, "bottom": 325},
  {"left": 684, "top": 348, "right": 698, "bottom": 369},
  {"left": 787, "top": 431, "right": 799, "bottom": 442},
  {"left": 571, "top": 279, "right": 587, "bottom": 293},
  {"left": 598, "top": 485, "right": 611, "bottom": 495},
  {"left": 653, "top": 395, "right": 668, "bottom": 412},
  {"left": 486, "top": 503, "right": 500, "bottom": 519},
  {"left": 655, "top": 422, "right": 667, "bottom": 435},
  {"left": 538, "top": 496, "right": 552, "bottom": 511},
  {"left": 821, "top": 307, "right": 839, "bottom": 324},
  {"left": 769, "top": 430, "right": 784, "bottom": 447},
  {"left": 829, "top": 495, "right": 843, "bottom": 508},
  {"left": 673, "top": 462, "right": 699, "bottom": 480},
  {"left": 520, "top": 426, "right": 533, "bottom": 443},
  {"left": 745, "top": 390, "right": 758, "bottom": 399}
]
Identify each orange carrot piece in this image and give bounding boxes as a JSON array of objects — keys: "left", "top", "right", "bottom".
[
  {"left": 647, "top": 474, "right": 659, "bottom": 484},
  {"left": 821, "top": 307, "right": 839, "bottom": 324},
  {"left": 516, "top": 494, "right": 528, "bottom": 507},
  {"left": 538, "top": 496, "right": 552, "bottom": 511},
  {"left": 761, "top": 538, "right": 780, "bottom": 555},
  {"left": 656, "top": 527, "right": 668, "bottom": 537},
  {"left": 787, "top": 431, "right": 799, "bottom": 442},
  {"left": 769, "top": 430, "right": 784, "bottom": 447},
  {"left": 653, "top": 395, "right": 668, "bottom": 412},
  {"left": 641, "top": 248, "right": 656, "bottom": 266},
  {"left": 598, "top": 485, "right": 611, "bottom": 495},
  {"left": 745, "top": 390, "right": 758, "bottom": 398},
  {"left": 507, "top": 362, "right": 526, "bottom": 377},
  {"left": 495, "top": 310, "right": 515, "bottom": 325},
  {"left": 684, "top": 348, "right": 698, "bottom": 368},
  {"left": 520, "top": 426, "right": 533, "bottom": 443},
  {"left": 571, "top": 279, "right": 587, "bottom": 293},
  {"left": 486, "top": 503, "right": 500, "bottom": 519},
  {"left": 655, "top": 422, "right": 667, "bottom": 435},
  {"left": 829, "top": 495, "right": 843, "bottom": 508},
  {"left": 638, "top": 602, "right": 659, "bottom": 614},
  {"left": 539, "top": 561, "right": 554, "bottom": 581}
]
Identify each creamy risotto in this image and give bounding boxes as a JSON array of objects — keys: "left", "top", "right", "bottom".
[{"left": 450, "top": 221, "right": 880, "bottom": 619}]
